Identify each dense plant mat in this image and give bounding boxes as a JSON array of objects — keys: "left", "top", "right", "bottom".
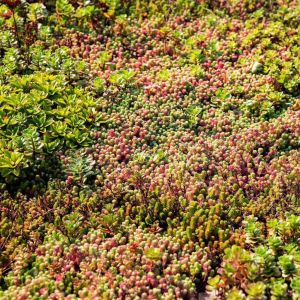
[{"left": 1, "top": 0, "right": 300, "bottom": 299}]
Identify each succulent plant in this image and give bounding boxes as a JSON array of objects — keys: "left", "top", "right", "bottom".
[{"left": 0, "top": 0, "right": 300, "bottom": 298}]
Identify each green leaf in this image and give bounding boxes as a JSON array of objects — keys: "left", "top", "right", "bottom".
[
  {"left": 28, "top": 3, "right": 48, "bottom": 21},
  {"left": 12, "top": 168, "right": 20, "bottom": 177},
  {"left": 245, "top": 282, "right": 265, "bottom": 296},
  {"left": 145, "top": 248, "right": 162, "bottom": 262},
  {"left": 56, "top": 0, "right": 74, "bottom": 16},
  {"left": 1, "top": 168, "right": 12, "bottom": 177},
  {"left": 251, "top": 61, "right": 263, "bottom": 74},
  {"left": 22, "top": 128, "right": 44, "bottom": 156},
  {"left": 153, "top": 150, "right": 166, "bottom": 163}
]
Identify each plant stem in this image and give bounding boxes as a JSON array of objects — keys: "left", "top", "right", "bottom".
[{"left": 12, "top": 10, "right": 21, "bottom": 48}]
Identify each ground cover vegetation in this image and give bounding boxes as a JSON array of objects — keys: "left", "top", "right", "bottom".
[{"left": 0, "top": 0, "right": 300, "bottom": 299}]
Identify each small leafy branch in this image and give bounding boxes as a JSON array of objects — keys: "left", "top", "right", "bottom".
[{"left": 64, "top": 150, "right": 98, "bottom": 186}]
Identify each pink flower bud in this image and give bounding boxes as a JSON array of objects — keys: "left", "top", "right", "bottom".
[{"left": 40, "top": 288, "right": 47, "bottom": 295}]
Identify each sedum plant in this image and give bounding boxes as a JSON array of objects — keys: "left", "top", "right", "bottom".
[{"left": 0, "top": 0, "right": 300, "bottom": 298}]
